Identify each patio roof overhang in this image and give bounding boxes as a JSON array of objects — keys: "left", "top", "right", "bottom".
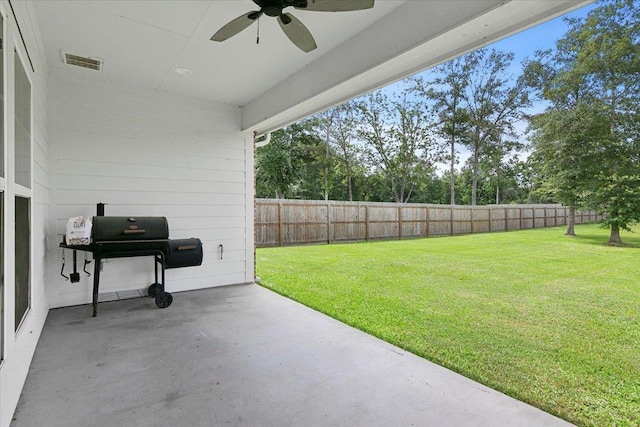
[{"left": 34, "top": 0, "right": 594, "bottom": 135}]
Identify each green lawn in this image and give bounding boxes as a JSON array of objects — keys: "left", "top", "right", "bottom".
[{"left": 256, "top": 224, "right": 640, "bottom": 427}]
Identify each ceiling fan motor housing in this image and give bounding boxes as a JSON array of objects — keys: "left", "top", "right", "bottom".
[
  {"left": 255, "top": 0, "right": 308, "bottom": 16},
  {"left": 264, "top": 6, "right": 281, "bottom": 17}
]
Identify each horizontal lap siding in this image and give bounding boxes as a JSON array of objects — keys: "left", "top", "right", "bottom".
[
  {"left": 48, "top": 72, "right": 250, "bottom": 307},
  {"left": 3, "top": 3, "right": 53, "bottom": 427}
]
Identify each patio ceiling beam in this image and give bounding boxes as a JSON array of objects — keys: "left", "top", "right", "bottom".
[{"left": 241, "top": 0, "right": 593, "bottom": 135}]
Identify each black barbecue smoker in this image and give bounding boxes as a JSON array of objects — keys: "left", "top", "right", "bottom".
[{"left": 60, "top": 203, "right": 203, "bottom": 317}]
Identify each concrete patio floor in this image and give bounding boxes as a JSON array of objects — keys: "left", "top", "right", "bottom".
[{"left": 12, "top": 284, "right": 573, "bottom": 426}]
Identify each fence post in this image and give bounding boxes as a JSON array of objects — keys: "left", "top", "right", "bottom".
[
  {"left": 470, "top": 207, "right": 474, "bottom": 234},
  {"left": 489, "top": 208, "right": 493, "bottom": 232},
  {"left": 398, "top": 205, "right": 403, "bottom": 240},
  {"left": 519, "top": 207, "right": 523, "bottom": 230},
  {"left": 365, "top": 204, "right": 370, "bottom": 241},
  {"left": 327, "top": 201, "right": 332, "bottom": 244},
  {"left": 278, "top": 201, "right": 284, "bottom": 246},
  {"left": 426, "top": 206, "right": 430, "bottom": 237},
  {"left": 450, "top": 205, "right": 454, "bottom": 236},
  {"left": 544, "top": 208, "right": 548, "bottom": 227},
  {"left": 532, "top": 208, "right": 536, "bottom": 229},
  {"left": 504, "top": 207, "right": 508, "bottom": 231}
]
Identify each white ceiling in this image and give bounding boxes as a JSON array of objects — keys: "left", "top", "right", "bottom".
[
  {"left": 34, "top": 0, "right": 405, "bottom": 106},
  {"left": 32, "top": 0, "right": 593, "bottom": 133}
]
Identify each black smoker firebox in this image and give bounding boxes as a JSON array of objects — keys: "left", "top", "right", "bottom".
[{"left": 61, "top": 203, "right": 203, "bottom": 316}]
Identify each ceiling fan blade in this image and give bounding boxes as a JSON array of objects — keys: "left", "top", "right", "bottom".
[
  {"left": 278, "top": 13, "right": 317, "bottom": 53},
  {"left": 295, "top": 0, "right": 375, "bottom": 12},
  {"left": 211, "top": 11, "right": 262, "bottom": 42}
]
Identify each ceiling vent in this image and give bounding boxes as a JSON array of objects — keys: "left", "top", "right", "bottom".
[{"left": 62, "top": 51, "right": 103, "bottom": 71}]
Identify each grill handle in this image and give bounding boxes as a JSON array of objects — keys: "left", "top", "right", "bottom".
[
  {"left": 177, "top": 245, "right": 197, "bottom": 251},
  {"left": 123, "top": 229, "right": 146, "bottom": 235}
]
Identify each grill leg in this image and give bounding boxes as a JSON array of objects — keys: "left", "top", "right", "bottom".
[
  {"left": 148, "top": 256, "right": 162, "bottom": 298},
  {"left": 160, "top": 253, "right": 166, "bottom": 296},
  {"left": 154, "top": 253, "right": 173, "bottom": 309},
  {"left": 154, "top": 255, "right": 160, "bottom": 285},
  {"left": 92, "top": 255, "right": 102, "bottom": 317}
]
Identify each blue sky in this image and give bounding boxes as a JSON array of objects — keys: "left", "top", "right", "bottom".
[
  {"left": 385, "top": 1, "right": 599, "bottom": 170},
  {"left": 384, "top": 2, "right": 597, "bottom": 93},
  {"left": 493, "top": 3, "right": 596, "bottom": 65}
]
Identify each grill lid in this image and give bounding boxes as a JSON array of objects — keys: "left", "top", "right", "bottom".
[{"left": 92, "top": 216, "right": 169, "bottom": 242}]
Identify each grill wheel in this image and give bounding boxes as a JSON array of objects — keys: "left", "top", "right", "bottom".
[
  {"left": 147, "top": 283, "right": 160, "bottom": 298},
  {"left": 155, "top": 292, "right": 173, "bottom": 309}
]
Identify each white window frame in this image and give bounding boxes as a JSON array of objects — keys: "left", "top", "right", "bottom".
[
  {"left": 0, "top": 5, "right": 6, "bottom": 364},
  {"left": 12, "top": 39, "right": 33, "bottom": 337}
]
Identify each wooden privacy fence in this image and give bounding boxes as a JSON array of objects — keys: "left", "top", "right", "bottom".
[{"left": 255, "top": 199, "right": 599, "bottom": 247}]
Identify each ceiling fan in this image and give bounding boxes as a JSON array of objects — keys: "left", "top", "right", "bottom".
[{"left": 211, "top": 0, "right": 375, "bottom": 53}]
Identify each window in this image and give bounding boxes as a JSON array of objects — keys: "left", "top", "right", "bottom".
[
  {"left": 14, "top": 196, "right": 29, "bottom": 331},
  {"left": 14, "top": 49, "right": 31, "bottom": 332},
  {"left": 14, "top": 49, "right": 30, "bottom": 188}
]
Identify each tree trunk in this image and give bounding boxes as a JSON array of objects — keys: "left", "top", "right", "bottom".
[
  {"left": 608, "top": 224, "right": 622, "bottom": 245},
  {"left": 450, "top": 135, "right": 456, "bottom": 206},
  {"left": 324, "top": 144, "right": 329, "bottom": 201},
  {"left": 471, "top": 148, "right": 479, "bottom": 206},
  {"left": 324, "top": 119, "right": 331, "bottom": 201},
  {"left": 390, "top": 175, "right": 403, "bottom": 204},
  {"left": 565, "top": 206, "right": 575, "bottom": 236},
  {"left": 347, "top": 175, "right": 353, "bottom": 202},
  {"left": 495, "top": 185, "right": 500, "bottom": 205},
  {"left": 405, "top": 183, "right": 416, "bottom": 203}
]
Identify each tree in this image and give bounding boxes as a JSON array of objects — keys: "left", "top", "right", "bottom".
[
  {"left": 527, "top": 108, "right": 599, "bottom": 235},
  {"left": 255, "top": 121, "right": 323, "bottom": 199},
  {"left": 461, "top": 49, "right": 531, "bottom": 205},
  {"left": 312, "top": 109, "right": 338, "bottom": 201},
  {"left": 527, "top": 0, "right": 640, "bottom": 244},
  {"left": 412, "top": 57, "right": 470, "bottom": 205},
  {"left": 255, "top": 129, "right": 297, "bottom": 199},
  {"left": 357, "top": 90, "right": 439, "bottom": 203},
  {"left": 512, "top": 158, "right": 550, "bottom": 205},
  {"left": 329, "top": 101, "right": 362, "bottom": 201}
]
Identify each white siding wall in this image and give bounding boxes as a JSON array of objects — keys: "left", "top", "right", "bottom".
[
  {"left": 1, "top": 5, "right": 255, "bottom": 425},
  {"left": 47, "top": 69, "right": 253, "bottom": 308},
  {"left": 0, "top": 2, "right": 51, "bottom": 427}
]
